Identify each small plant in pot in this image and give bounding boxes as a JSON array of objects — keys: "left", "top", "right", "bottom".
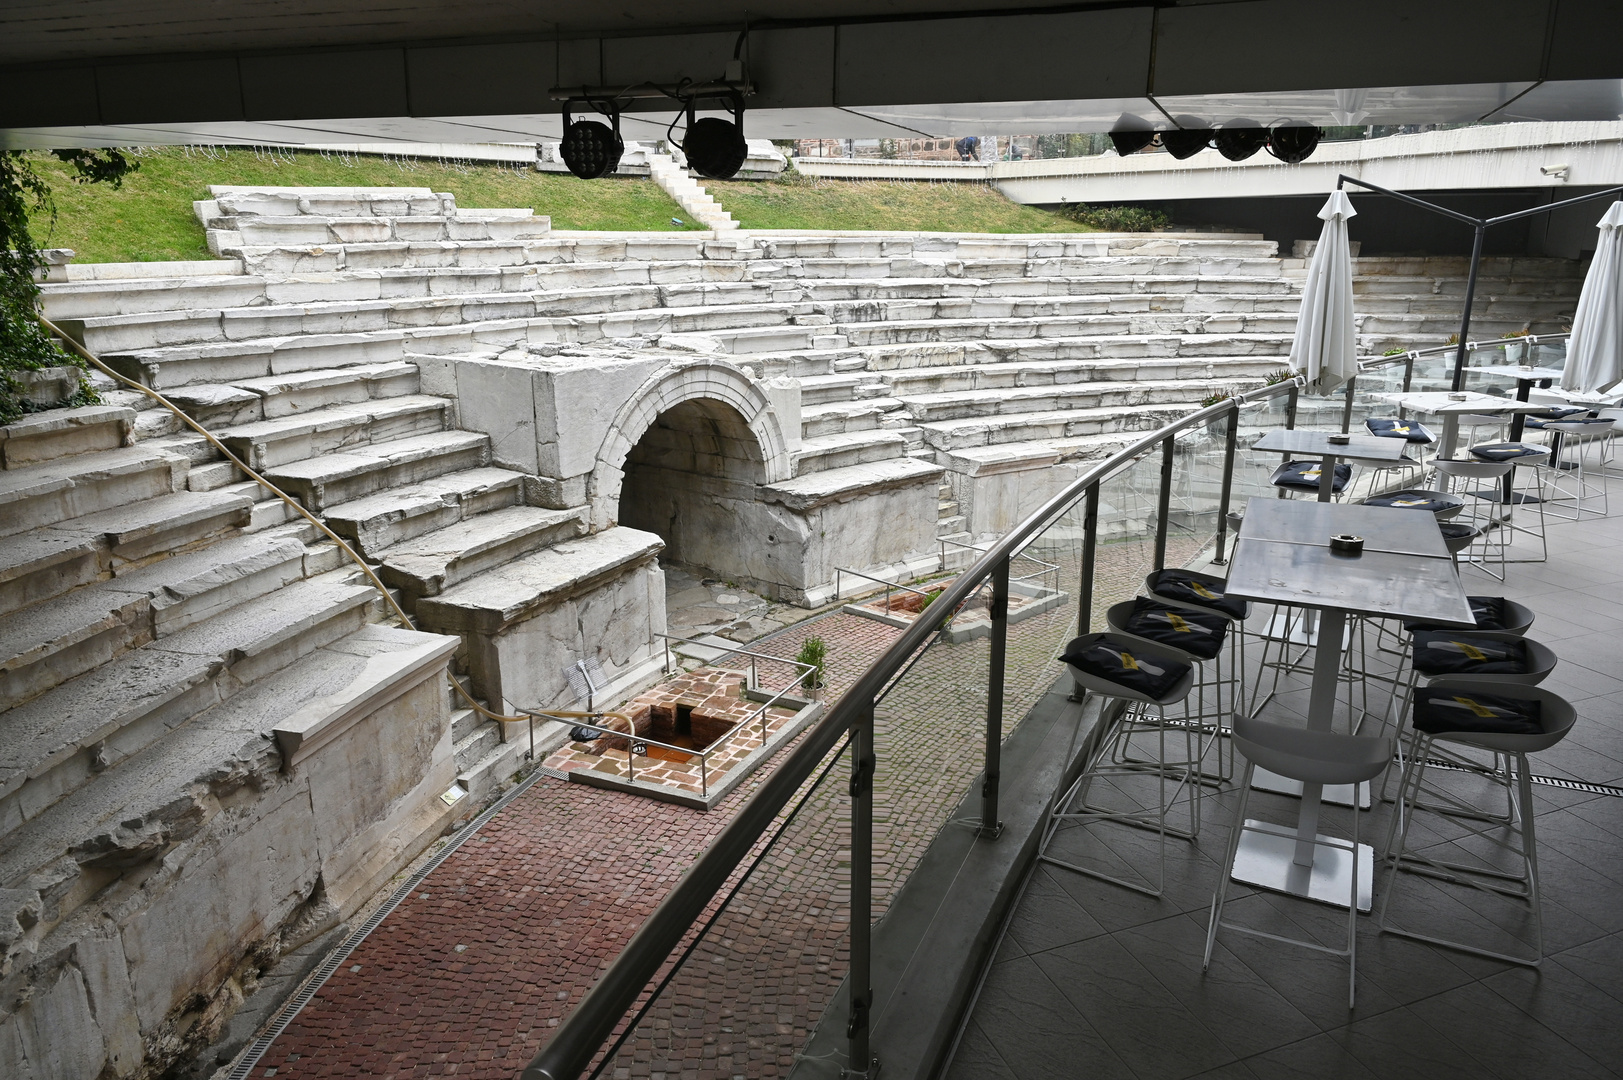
[{"left": 796, "top": 635, "right": 827, "bottom": 692}]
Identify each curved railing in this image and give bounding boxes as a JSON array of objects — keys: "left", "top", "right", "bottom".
[{"left": 526, "top": 331, "right": 1579, "bottom": 1080}]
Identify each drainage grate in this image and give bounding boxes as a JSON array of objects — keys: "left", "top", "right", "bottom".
[
  {"left": 1417, "top": 755, "right": 1623, "bottom": 797},
  {"left": 225, "top": 766, "right": 550, "bottom": 1080}
]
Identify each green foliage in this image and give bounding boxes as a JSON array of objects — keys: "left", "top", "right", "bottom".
[
  {"left": 1033, "top": 134, "right": 1111, "bottom": 159},
  {"left": 1200, "top": 390, "right": 1232, "bottom": 407},
  {"left": 1263, "top": 369, "right": 1297, "bottom": 386},
  {"left": 1063, "top": 202, "right": 1172, "bottom": 232},
  {"left": 1382, "top": 347, "right": 1408, "bottom": 356},
  {"left": 0, "top": 149, "right": 133, "bottom": 423},
  {"left": 795, "top": 635, "right": 828, "bottom": 689},
  {"left": 706, "top": 174, "right": 1087, "bottom": 233}
]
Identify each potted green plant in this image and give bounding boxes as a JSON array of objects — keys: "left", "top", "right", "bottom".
[{"left": 796, "top": 635, "right": 827, "bottom": 692}]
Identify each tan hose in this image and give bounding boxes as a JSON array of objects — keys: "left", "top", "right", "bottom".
[{"left": 38, "top": 315, "right": 533, "bottom": 724}]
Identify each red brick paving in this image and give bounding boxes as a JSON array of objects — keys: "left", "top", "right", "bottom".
[{"left": 255, "top": 530, "right": 1200, "bottom": 1080}]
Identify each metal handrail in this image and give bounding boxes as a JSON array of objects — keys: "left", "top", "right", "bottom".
[
  {"left": 522, "top": 372, "right": 1305, "bottom": 1080},
  {"left": 1356, "top": 331, "right": 1570, "bottom": 372}
]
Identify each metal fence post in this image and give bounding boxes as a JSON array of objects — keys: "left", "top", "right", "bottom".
[
  {"left": 1153, "top": 436, "right": 1174, "bottom": 571},
  {"left": 846, "top": 704, "right": 878, "bottom": 1079},
  {"left": 1071, "top": 485, "right": 1099, "bottom": 702},
  {"left": 979, "top": 556, "right": 1009, "bottom": 839},
  {"left": 1285, "top": 383, "right": 1300, "bottom": 430},
  {"left": 1340, "top": 374, "right": 1357, "bottom": 434},
  {"left": 1212, "top": 405, "right": 1239, "bottom": 566}
]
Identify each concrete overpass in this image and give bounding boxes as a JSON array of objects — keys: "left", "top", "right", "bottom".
[{"left": 2, "top": 1, "right": 1623, "bottom": 148}]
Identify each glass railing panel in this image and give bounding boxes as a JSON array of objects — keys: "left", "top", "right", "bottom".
[
  {"left": 1087, "top": 445, "right": 1163, "bottom": 632},
  {"left": 1230, "top": 388, "right": 1294, "bottom": 517},
  {"left": 1164, "top": 413, "right": 1229, "bottom": 570}
]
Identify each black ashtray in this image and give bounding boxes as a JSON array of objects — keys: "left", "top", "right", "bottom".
[
  {"left": 1329, "top": 533, "right": 1364, "bottom": 555},
  {"left": 1326, "top": 433, "right": 1351, "bottom": 445}
]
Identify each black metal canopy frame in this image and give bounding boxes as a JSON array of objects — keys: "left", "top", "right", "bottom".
[{"left": 1334, "top": 175, "right": 1623, "bottom": 392}]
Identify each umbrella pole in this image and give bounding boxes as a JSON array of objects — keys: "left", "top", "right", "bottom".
[{"left": 1451, "top": 223, "right": 1486, "bottom": 392}]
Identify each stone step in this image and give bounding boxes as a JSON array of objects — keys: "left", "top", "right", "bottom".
[
  {"left": 1350, "top": 255, "right": 1582, "bottom": 279},
  {"left": 40, "top": 275, "right": 270, "bottom": 318},
  {"left": 792, "top": 430, "right": 910, "bottom": 474},
  {"left": 0, "top": 489, "right": 255, "bottom": 616},
  {"left": 859, "top": 334, "right": 1295, "bottom": 370},
  {"left": 0, "top": 444, "right": 185, "bottom": 538},
  {"left": 63, "top": 258, "right": 245, "bottom": 282},
  {"left": 162, "top": 361, "right": 421, "bottom": 427},
  {"left": 449, "top": 705, "right": 484, "bottom": 744},
  {"left": 210, "top": 211, "right": 551, "bottom": 250},
  {"left": 797, "top": 373, "right": 877, "bottom": 406},
  {"left": 261, "top": 429, "right": 491, "bottom": 512},
  {"left": 1353, "top": 311, "right": 1564, "bottom": 336},
  {"left": 751, "top": 236, "right": 1279, "bottom": 261},
  {"left": 1349, "top": 294, "right": 1576, "bottom": 318},
  {"left": 233, "top": 236, "right": 720, "bottom": 275},
  {"left": 800, "top": 399, "right": 904, "bottom": 437},
  {"left": 1352, "top": 273, "right": 1585, "bottom": 298},
  {"left": 798, "top": 274, "right": 1299, "bottom": 302},
  {"left": 456, "top": 726, "right": 527, "bottom": 803},
  {"left": 920, "top": 402, "right": 1193, "bottom": 451},
  {"left": 0, "top": 615, "right": 427, "bottom": 897},
  {"left": 0, "top": 406, "right": 135, "bottom": 470},
  {"left": 840, "top": 312, "right": 1299, "bottom": 347},
  {"left": 320, "top": 466, "right": 530, "bottom": 557},
  {"left": 877, "top": 356, "right": 1280, "bottom": 395},
  {"left": 936, "top": 515, "right": 967, "bottom": 539},
  {"left": 898, "top": 379, "right": 1221, "bottom": 423},
  {"left": 378, "top": 505, "right": 591, "bottom": 600},
  {"left": 213, "top": 394, "right": 454, "bottom": 470},
  {"left": 0, "top": 530, "right": 312, "bottom": 711},
  {"left": 209, "top": 186, "right": 448, "bottom": 217},
  {"left": 107, "top": 331, "right": 416, "bottom": 389}
]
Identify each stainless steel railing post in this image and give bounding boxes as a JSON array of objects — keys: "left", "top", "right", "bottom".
[
  {"left": 1212, "top": 403, "right": 1239, "bottom": 566},
  {"left": 1153, "top": 435, "right": 1175, "bottom": 571},
  {"left": 979, "top": 556, "right": 1009, "bottom": 839},
  {"left": 846, "top": 703, "right": 878, "bottom": 1078}
]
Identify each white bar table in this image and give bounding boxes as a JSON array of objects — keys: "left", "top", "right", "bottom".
[
  {"left": 1459, "top": 366, "right": 1568, "bottom": 444},
  {"left": 1252, "top": 429, "right": 1409, "bottom": 502},
  {"left": 1223, "top": 497, "right": 1474, "bottom": 910},
  {"left": 1371, "top": 391, "right": 1546, "bottom": 477}
]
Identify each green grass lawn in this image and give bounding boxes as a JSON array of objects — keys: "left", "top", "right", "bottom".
[
  {"left": 23, "top": 147, "right": 1086, "bottom": 263},
  {"left": 708, "top": 172, "right": 1085, "bottom": 232},
  {"left": 26, "top": 146, "right": 702, "bottom": 262}
]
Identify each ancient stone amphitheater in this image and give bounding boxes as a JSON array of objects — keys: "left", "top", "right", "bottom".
[{"left": 0, "top": 185, "right": 1580, "bottom": 1076}]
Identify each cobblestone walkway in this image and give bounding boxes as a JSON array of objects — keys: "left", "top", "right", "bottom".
[{"left": 253, "top": 527, "right": 1190, "bottom": 1080}]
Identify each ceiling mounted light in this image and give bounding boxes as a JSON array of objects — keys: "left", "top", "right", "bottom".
[
  {"left": 1159, "top": 128, "right": 1213, "bottom": 160},
  {"left": 559, "top": 100, "right": 624, "bottom": 179},
  {"left": 1213, "top": 124, "right": 1269, "bottom": 161},
  {"left": 1267, "top": 124, "right": 1322, "bottom": 164},
  {"left": 682, "top": 91, "right": 749, "bottom": 180},
  {"left": 1109, "top": 129, "right": 1156, "bottom": 156}
]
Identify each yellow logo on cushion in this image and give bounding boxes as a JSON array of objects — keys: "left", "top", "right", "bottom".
[
  {"left": 1455, "top": 641, "right": 1487, "bottom": 662},
  {"left": 1191, "top": 581, "right": 1218, "bottom": 600},
  {"left": 1120, "top": 651, "right": 1139, "bottom": 670},
  {"left": 1454, "top": 696, "right": 1500, "bottom": 718},
  {"left": 1167, "top": 612, "right": 1191, "bottom": 633}
]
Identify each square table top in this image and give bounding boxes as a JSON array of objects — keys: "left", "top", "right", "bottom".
[
  {"left": 1224, "top": 498, "right": 1473, "bottom": 623},
  {"left": 1372, "top": 390, "right": 1547, "bottom": 416},
  {"left": 1462, "top": 366, "right": 1567, "bottom": 382},
  {"left": 1253, "top": 429, "right": 1408, "bottom": 464}
]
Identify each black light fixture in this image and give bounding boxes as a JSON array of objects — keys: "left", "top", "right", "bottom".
[
  {"left": 1109, "top": 129, "right": 1156, "bottom": 156},
  {"left": 559, "top": 99, "right": 624, "bottom": 179},
  {"left": 1213, "top": 124, "right": 1269, "bottom": 161},
  {"left": 682, "top": 91, "right": 749, "bottom": 180},
  {"left": 1159, "top": 128, "right": 1213, "bottom": 160},
  {"left": 1266, "top": 124, "right": 1322, "bottom": 164}
]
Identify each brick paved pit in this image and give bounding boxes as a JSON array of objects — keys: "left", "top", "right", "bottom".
[{"left": 250, "top": 525, "right": 1209, "bottom": 1080}]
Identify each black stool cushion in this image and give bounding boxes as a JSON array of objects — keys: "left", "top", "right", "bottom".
[
  {"left": 1119, "top": 596, "right": 1229, "bottom": 659},
  {"left": 1437, "top": 522, "right": 1479, "bottom": 540},
  {"left": 1145, "top": 568, "right": 1248, "bottom": 620},
  {"left": 1060, "top": 637, "right": 1190, "bottom": 699},
  {"left": 1272, "top": 460, "right": 1352, "bottom": 492},
  {"left": 1523, "top": 406, "right": 1588, "bottom": 429},
  {"left": 1403, "top": 595, "right": 1511, "bottom": 634},
  {"left": 1413, "top": 688, "right": 1543, "bottom": 736},
  {"left": 1412, "top": 631, "right": 1530, "bottom": 676},
  {"left": 1471, "top": 442, "right": 1545, "bottom": 462},
  {"left": 1366, "top": 417, "right": 1436, "bottom": 443},
  {"left": 1363, "top": 489, "right": 1462, "bottom": 514}
]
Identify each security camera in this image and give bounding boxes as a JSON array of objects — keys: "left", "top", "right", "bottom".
[{"left": 1540, "top": 164, "right": 1570, "bottom": 180}]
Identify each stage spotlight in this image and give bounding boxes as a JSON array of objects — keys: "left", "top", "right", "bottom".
[
  {"left": 682, "top": 93, "right": 748, "bottom": 179},
  {"left": 1213, "top": 125, "right": 1269, "bottom": 161},
  {"left": 1109, "top": 129, "right": 1156, "bottom": 156},
  {"left": 559, "top": 101, "right": 623, "bottom": 179},
  {"left": 1267, "top": 125, "right": 1322, "bottom": 164},
  {"left": 1159, "top": 128, "right": 1213, "bottom": 160}
]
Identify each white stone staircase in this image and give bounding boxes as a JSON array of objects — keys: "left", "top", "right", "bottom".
[{"left": 647, "top": 150, "right": 740, "bottom": 231}]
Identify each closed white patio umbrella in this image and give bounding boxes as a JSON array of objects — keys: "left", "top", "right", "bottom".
[
  {"left": 1289, "top": 190, "right": 1359, "bottom": 395},
  {"left": 1561, "top": 200, "right": 1623, "bottom": 396}
]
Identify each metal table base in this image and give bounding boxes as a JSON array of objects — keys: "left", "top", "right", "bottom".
[
  {"left": 1230, "top": 818, "right": 1375, "bottom": 912},
  {"left": 1251, "top": 769, "right": 1372, "bottom": 808}
]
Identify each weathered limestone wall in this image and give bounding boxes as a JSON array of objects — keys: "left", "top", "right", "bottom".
[{"left": 0, "top": 627, "right": 461, "bottom": 1080}]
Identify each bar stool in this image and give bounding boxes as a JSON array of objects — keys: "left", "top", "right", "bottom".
[
  {"left": 1046, "top": 633, "right": 1197, "bottom": 897},
  {"left": 1270, "top": 460, "right": 1352, "bottom": 499},
  {"left": 1203, "top": 713, "right": 1394, "bottom": 1008},
  {"left": 1543, "top": 419, "right": 1611, "bottom": 519},
  {"left": 1360, "top": 488, "right": 1465, "bottom": 520},
  {"left": 1467, "top": 443, "right": 1552, "bottom": 562},
  {"left": 1144, "top": 568, "right": 1252, "bottom": 780},
  {"left": 1363, "top": 417, "right": 1434, "bottom": 489},
  {"left": 1378, "top": 629, "right": 1557, "bottom": 745},
  {"left": 1106, "top": 597, "right": 1230, "bottom": 790},
  {"left": 1378, "top": 682, "right": 1579, "bottom": 966},
  {"left": 1432, "top": 458, "right": 1517, "bottom": 579}
]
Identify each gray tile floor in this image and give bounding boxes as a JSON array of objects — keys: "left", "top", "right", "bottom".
[{"left": 947, "top": 507, "right": 1623, "bottom": 1080}]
